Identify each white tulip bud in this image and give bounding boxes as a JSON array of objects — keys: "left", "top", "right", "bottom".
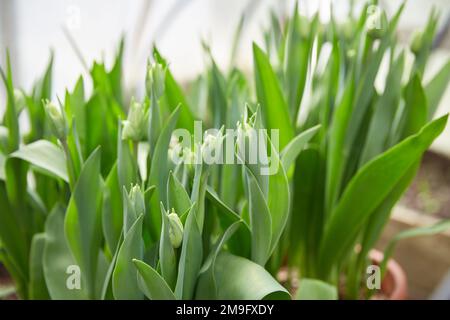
[
  {"left": 168, "top": 210, "right": 183, "bottom": 248},
  {"left": 14, "top": 89, "right": 26, "bottom": 114},
  {"left": 122, "top": 99, "right": 148, "bottom": 141},
  {"left": 146, "top": 62, "right": 166, "bottom": 99},
  {"left": 129, "top": 184, "right": 145, "bottom": 216},
  {"left": 410, "top": 31, "right": 423, "bottom": 55},
  {"left": 44, "top": 100, "right": 67, "bottom": 140},
  {"left": 236, "top": 121, "right": 257, "bottom": 165}
]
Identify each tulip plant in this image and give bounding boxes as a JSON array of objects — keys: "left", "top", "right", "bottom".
[
  {"left": 1, "top": 0, "right": 450, "bottom": 300},
  {"left": 255, "top": 1, "right": 450, "bottom": 299}
]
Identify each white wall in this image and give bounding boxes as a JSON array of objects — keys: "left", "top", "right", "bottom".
[
  {"left": 1, "top": 0, "right": 448, "bottom": 95},
  {"left": 1, "top": 0, "right": 284, "bottom": 100}
]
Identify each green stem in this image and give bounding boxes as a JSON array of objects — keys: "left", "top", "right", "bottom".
[
  {"left": 133, "top": 140, "right": 139, "bottom": 159},
  {"left": 61, "top": 138, "right": 76, "bottom": 190}
]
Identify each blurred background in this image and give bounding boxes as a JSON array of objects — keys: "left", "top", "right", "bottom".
[
  {"left": 1, "top": 0, "right": 450, "bottom": 299},
  {"left": 1, "top": 0, "right": 450, "bottom": 152}
]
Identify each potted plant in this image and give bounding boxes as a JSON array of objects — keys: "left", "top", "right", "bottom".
[
  {"left": 0, "top": 46, "right": 298, "bottom": 299},
  {"left": 0, "top": 53, "right": 54, "bottom": 299},
  {"left": 1, "top": 0, "right": 450, "bottom": 300},
  {"left": 182, "top": 0, "right": 450, "bottom": 299},
  {"left": 247, "top": 1, "right": 450, "bottom": 299}
]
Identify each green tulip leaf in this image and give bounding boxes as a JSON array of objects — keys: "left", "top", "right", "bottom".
[
  {"left": 296, "top": 279, "right": 337, "bottom": 300},
  {"left": 10, "top": 140, "right": 68, "bottom": 182},
  {"left": 133, "top": 259, "right": 175, "bottom": 300}
]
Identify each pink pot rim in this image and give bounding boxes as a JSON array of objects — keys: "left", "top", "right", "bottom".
[{"left": 369, "top": 249, "right": 408, "bottom": 300}]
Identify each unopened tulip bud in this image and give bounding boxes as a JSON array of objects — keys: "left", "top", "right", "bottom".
[
  {"left": 299, "top": 18, "right": 310, "bottom": 40},
  {"left": 201, "top": 133, "right": 218, "bottom": 159},
  {"left": 14, "top": 89, "right": 26, "bottom": 114},
  {"left": 44, "top": 100, "right": 67, "bottom": 140},
  {"left": 347, "top": 49, "right": 356, "bottom": 59},
  {"left": 129, "top": 184, "right": 145, "bottom": 216},
  {"left": 182, "top": 147, "right": 196, "bottom": 173},
  {"left": 236, "top": 121, "right": 257, "bottom": 165},
  {"left": 168, "top": 210, "right": 183, "bottom": 248},
  {"left": 341, "top": 21, "right": 354, "bottom": 41},
  {"left": 201, "top": 128, "right": 224, "bottom": 166},
  {"left": 410, "top": 31, "right": 423, "bottom": 55},
  {"left": 122, "top": 99, "right": 148, "bottom": 141},
  {"left": 146, "top": 62, "right": 166, "bottom": 99},
  {"left": 366, "top": 9, "right": 386, "bottom": 39}
]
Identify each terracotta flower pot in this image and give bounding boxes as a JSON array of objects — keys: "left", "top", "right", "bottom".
[
  {"left": 278, "top": 249, "right": 408, "bottom": 300},
  {"left": 369, "top": 249, "right": 408, "bottom": 300},
  {"left": 0, "top": 263, "right": 17, "bottom": 300}
]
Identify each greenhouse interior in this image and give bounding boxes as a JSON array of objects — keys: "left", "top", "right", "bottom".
[{"left": 1, "top": 0, "right": 450, "bottom": 305}]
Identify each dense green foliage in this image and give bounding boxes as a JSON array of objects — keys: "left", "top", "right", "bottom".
[{"left": 1, "top": 1, "right": 450, "bottom": 300}]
